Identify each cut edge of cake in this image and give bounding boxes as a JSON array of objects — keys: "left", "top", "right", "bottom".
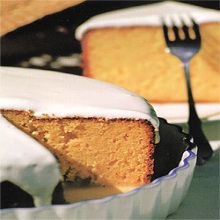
[{"left": 1, "top": 109, "right": 155, "bottom": 187}]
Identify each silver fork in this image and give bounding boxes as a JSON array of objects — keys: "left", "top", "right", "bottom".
[{"left": 162, "top": 17, "right": 213, "bottom": 165}]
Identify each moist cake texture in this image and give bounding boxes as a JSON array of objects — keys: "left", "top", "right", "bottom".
[
  {"left": 2, "top": 111, "right": 155, "bottom": 186},
  {"left": 0, "top": 67, "right": 159, "bottom": 204},
  {"left": 76, "top": 2, "right": 220, "bottom": 103}
]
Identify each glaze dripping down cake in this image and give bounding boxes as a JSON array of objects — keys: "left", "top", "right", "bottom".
[
  {"left": 76, "top": 1, "right": 220, "bottom": 103},
  {"left": 0, "top": 67, "right": 159, "bottom": 206}
]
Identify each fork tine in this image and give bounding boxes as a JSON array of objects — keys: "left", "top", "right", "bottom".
[
  {"left": 171, "top": 20, "right": 180, "bottom": 40},
  {"left": 191, "top": 18, "right": 201, "bottom": 40},
  {"left": 162, "top": 21, "right": 170, "bottom": 43},
  {"left": 180, "top": 18, "right": 190, "bottom": 40}
]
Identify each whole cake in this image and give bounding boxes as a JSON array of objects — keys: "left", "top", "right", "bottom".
[
  {"left": 0, "top": 67, "right": 160, "bottom": 206},
  {"left": 76, "top": 1, "right": 220, "bottom": 103}
]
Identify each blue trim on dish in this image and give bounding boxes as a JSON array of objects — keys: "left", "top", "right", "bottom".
[{"left": 1, "top": 150, "right": 196, "bottom": 212}]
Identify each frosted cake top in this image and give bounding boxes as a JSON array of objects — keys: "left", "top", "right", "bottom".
[
  {"left": 0, "top": 67, "right": 160, "bottom": 142},
  {"left": 76, "top": 1, "right": 220, "bottom": 40}
]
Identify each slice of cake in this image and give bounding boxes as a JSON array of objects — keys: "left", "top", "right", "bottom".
[
  {"left": 0, "top": 67, "right": 159, "bottom": 206},
  {"left": 76, "top": 1, "right": 220, "bottom": 103}
]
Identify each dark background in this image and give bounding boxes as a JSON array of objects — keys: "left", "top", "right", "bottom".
[{"left": 1, "top": 0, "right": 219, "bottom": 73}]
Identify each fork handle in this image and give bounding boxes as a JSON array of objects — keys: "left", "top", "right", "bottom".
[{"left": 183, "top": 62, "right": 213, "bottom": 162}]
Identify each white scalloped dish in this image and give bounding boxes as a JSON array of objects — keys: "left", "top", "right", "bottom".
[
  {"left": 0, "top": 67, "right": 197, "bottom": 219},
  {"left": 1, "top": 148, "right": 197, "bottom": 220}
]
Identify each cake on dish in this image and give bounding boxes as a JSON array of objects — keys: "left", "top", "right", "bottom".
[
  {"left": 76, "top": 1, "right": 220, "bottom": 103},
  {"left": 0, "top": 67, "right": 160, "bottom": 207}
]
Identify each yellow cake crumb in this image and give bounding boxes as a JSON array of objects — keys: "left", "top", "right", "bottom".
[
  {"left": 1, "top": 110, "right": 155, "bottom": 187},
  {"left": 82, "top": 23, "right": 220, "bottom": 103}
]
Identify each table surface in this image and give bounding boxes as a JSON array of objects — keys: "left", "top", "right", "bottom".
[{"left": 167, "top": 149, "right": 219, "bottom": 219}]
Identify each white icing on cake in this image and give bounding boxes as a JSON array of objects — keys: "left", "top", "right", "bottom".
[
  {"left": 75, "top": 1, "right": 220, "bottom": 40},
  {"left": 0, "top": 67, "right": 159, "bottom": 142},
  {"left": 0, "top": 114, "right": 61, "bottom": 207},
  {"left": 0, "top": 66, "right": 159, "bottom": 206}
]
